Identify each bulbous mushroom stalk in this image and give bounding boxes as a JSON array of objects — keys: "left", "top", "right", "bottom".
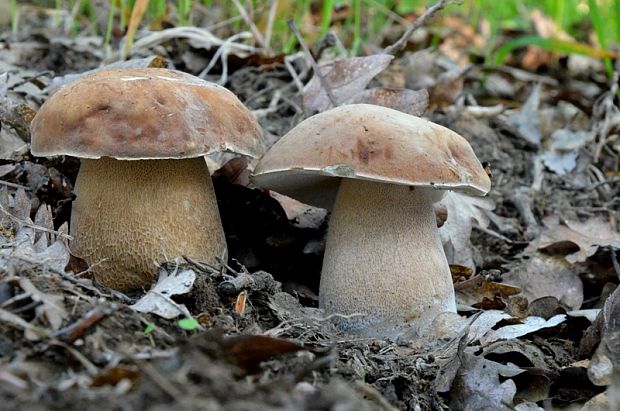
[
  {"left": 252, "top": 104, "right": 491, "bottom": 337},
  {"left": 320, "top": 179, "right": 454, "bottom": 336},
  {"left": 72, "top": 157, "right": 226, "bottom": 291}
]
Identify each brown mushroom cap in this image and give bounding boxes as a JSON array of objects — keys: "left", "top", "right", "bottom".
[
  {"left": 31, "top": 68, "right": 263, "bottom": 160},
  {"left": 252, "top": 104, "right": 490, "bottom": 208}
]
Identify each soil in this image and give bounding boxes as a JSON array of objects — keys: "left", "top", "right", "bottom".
[{"left": 1, "top": 11, "right": 619, "bottom": 411}]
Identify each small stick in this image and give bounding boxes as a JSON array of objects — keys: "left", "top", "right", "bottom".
[
  {"left": 0, "top": 180, "right": 29, "bottom": 190},
  {"left": 230, "top": 0, "right": 267, "bottom": 49},
  {"left": 611, "top": 247, "right": 620, "bottom": 281},
  {"left": 136, "top": 361, "right": 185, "bottom": 402},
  {"left": 383, "top": 0, "right": 462, "bottom": 55},
  {"left": 263, "top": 0, "right": 278, "bottom": 53},
  {"left": 0, "top": 203, "right": 73, "bottom": 240},
  {"left": 288, "top": 19, "right": 338, "bottom": 107},
  {"left": 50, "top": 340, "right": 99, "bottom": 375},
  {"left": 215, "top": 255, "right": 239, "bottom": 276},
  {"left": 53, "top": 305, "right": 115, "bottom": 343}
]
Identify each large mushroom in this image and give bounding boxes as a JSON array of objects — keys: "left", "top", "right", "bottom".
[
  {"left": 252, "top": 104, "right": 490, "bottom": 337},
  {"left": 30, "top": 68, "right": 263, "bottom": 291}
]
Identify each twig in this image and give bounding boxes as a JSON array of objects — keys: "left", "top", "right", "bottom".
[
  {"left": 3, "top": 253, "right": 108, "bottom": 298},
  {"left": 511, "top": 186, "right": 539, "bottom": 240},
  {"left": 354, "top": 381, "right": 399, "bottom": 411},
  {"left": 611, "top": 247, "right": 620, "bottom": 281},
  {"left": 53, "top": 304, "right": 115, "bottom": 343},
  {"left": 0, "top": 203, "right": 73, "bottom": 240},
  {"left": 7, "top": 71, "right": 53, "bottom": 91},
  {"left": 383, "top": 0, "right": 462, "bottom": 55},
  {"left": 287, "top": 19, "right": 338, "bottom": 107},
  {"left": 0, "top": 180, "right": 29, "bottom": 190},
  {"left": 136, "top": 360, "right": 185, "bottom": 402},
  {"left": 215, "top": 255, "right": 239, "bottom": 276},
  {"left": 473, "top": 225, "right": 514, "bottom": 243},
  {"left": 230, "top": 0, "right": 267, "bottom": 51},
  {"left": 198, "top": 31, "right": 254, "bottom": 84},
  {"left": 586, "top": 177, "right": 620, "bottom": 191},
  {"left": 263, "top": 0, "right": 278, "bottom": 54},
  {"left": 0, "top": 306, "right": 49, "bottom": 338},
  {"left": 50, "top": 340, "right": 99, "bottom": 375},
  {"left": 284, "top": 52, "right": 306, "bottom": 94}
]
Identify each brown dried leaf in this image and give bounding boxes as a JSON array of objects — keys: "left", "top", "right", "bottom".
[
  {"left": 588, "top": 285, "right": 620, "bottom": 386},
  {"left": 479, "top": 314, "right": 566, "bottom": 345},
  {"left": 429, "top": 65, "right": 471, "bottom": 107},
  {"left": 504, "top": 83, "right": 542, "bottom": 147},
  {"left": 91, "top": 366, "right": 141, "bottom": 388},
  {"left": 455, "top": 274, "right": 521, "bottom": 307},
  {"left": 503, "top": 252, "right": 584, "bottom": 310},
  {"left": 302, "top": 54, "right": 393, "bottom": 114},
  {"left": 18, "top": 278, "right": 67, "bottom": 331},
  {"left": 538, "top": 215, "right": 620, "bottom": 264},
  {"left": 269, "top": 191, "right": 327, "bottom": 230},
  {"left": 450, "top": 264, "right": 474, "bottom": 282},
  {"left": 450, "top": 350, "right": 522, "bottom": 410},
  {"left": 191, "top": 330, "right": 311, "bottom": 374},
  {"left": 33, "top": 204, "right": 53, "bottom": 248},
  {"left": 439, "top": 191, "right": 495, "bottom": 270},
  {"left": 11, "top": 188, "right": 31, "bottom": 223},
  {"left": 347, "top": 87, "right": 428, "bottom": 116},
  {"left": 0, "top": 102, "right": 36, "bottom": 142}
]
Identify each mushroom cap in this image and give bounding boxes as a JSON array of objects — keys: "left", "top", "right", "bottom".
[
  {"left": 252, "top": 104, "right": 490, "bottom": 208},
  {"left": 31, "top": 68, "right": 264, "bottom": 160}
]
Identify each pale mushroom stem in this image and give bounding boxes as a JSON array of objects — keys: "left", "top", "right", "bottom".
[
  {"left": 71, "top": 157, "right": 227, "bottom": 291},
  {"left": 319, "top": 178, "right": 456, "bottom": 337}
]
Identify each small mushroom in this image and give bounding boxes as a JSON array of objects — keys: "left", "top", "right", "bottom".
[
  {"left": 30, "top": 68, "right": 263, "bottom": 291},
  {"left": 252, "top": 104, "right": 490, "bottom": 337}
]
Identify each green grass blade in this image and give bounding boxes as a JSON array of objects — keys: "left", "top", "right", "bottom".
[
  {"left": 320, "top": 0, "right": 334, "bottom": 37},
  {"left": 103, "top": 0, "right": 116, "bottom": 54},
  {"left": 351, "top": 0, "right": 362, "bottom": 54},
  {"left": 615, "top": 0, "right": 620, "bottom": 42},
  {"left": 493, "top": 35, "right": 619, "bottom": 66},
  {"left": 10, "top": 0, "right": 17, "bottom": 34},
  {"left": 587, "top": 0, "right": 613, "bottom": 78}
]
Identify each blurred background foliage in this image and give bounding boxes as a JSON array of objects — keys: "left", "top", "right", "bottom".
[{"left": 4, "top": 0, "right": 620, "bottom": 75}]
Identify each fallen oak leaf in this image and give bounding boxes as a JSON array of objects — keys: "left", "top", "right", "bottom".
[
  {"left": 188, "top": 330, "right": 319, "bottom": 374},
  {"left": 438, "top": 191, "right": 496, "bottom": 270},
  {"left": 347, "top": 87, "right": 428, "bottom": 116},
  {"left": 302, "top": 54, "right": 393, "bottom": 114},
  {"left": 18, "top": 278, "right": 67, "bottom": 331},
  {"left": 455, "top": 274, "right": 521, "bottom": 307},
  {"left": 479, "top": 314, "right": 566, "bottom": 345},
  {"left": 538, "top": 215, "right": 620, "bottom": 264},
  {"left": 502, "top": 252, "right": 584, "bottom": 310},
  {"left": 91, "top": 366, "right": 141, "bottom": 388},
  {"left": 503, "top": 83, "right": 542, "bottom": 147},
  {"left": 588, "top": 285, "right": 620, "bottom": 386},
  {"left": 130, "top": 268, "right": 196, "bottom": 319},
  {"left": 449, "top": 350, "right": 523, "bottom": 411}
]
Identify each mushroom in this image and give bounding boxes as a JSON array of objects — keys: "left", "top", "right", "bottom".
[
  {"left": 30, "top": 68, "right": 263, "bottom": 291},
  {"left": 251, "top": 104, "right": 490, "bottom": 337}
]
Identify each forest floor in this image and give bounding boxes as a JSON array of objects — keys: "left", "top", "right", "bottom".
[{"left": 1, "top": 7, "right": 620, "bottom": 411}]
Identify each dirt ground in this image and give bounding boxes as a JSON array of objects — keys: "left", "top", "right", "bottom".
[{"left": 1, "top": 8, "right": 620, "bottom": 411}]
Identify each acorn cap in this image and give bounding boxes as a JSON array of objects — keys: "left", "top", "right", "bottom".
[
  {"left": 31, "top": 68, "right": 264, "bottom": 160},
  {"left": 252, "top": 104, "right": 491, "bottom": 208}
]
